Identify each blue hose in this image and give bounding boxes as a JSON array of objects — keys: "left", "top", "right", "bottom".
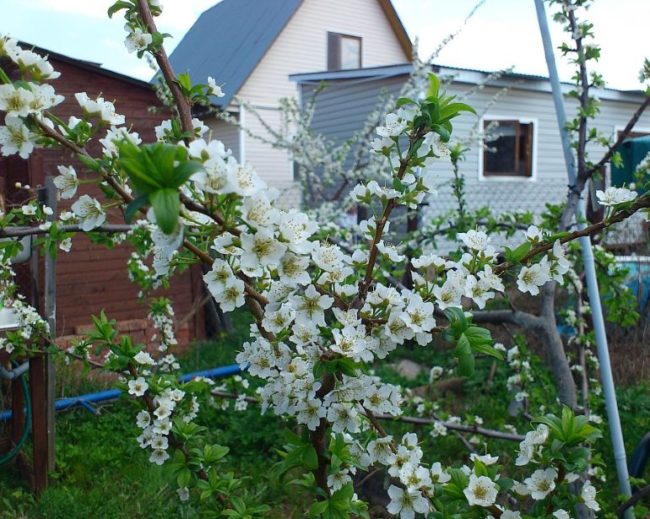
[{"left": 0, "top": 363, "right": 243, "bottom": 422}]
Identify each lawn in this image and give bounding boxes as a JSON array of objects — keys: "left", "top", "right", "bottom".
[{"left": 1, "top": 311, "right": 649, "bottom": 517}]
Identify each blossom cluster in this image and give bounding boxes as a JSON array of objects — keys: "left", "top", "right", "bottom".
[{"left": 0, "top": 6, "right": 619, "bottom": 514}]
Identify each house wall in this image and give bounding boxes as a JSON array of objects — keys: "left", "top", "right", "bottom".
[
  {"left": 301, "top": 75, "right": 650, "bottom": 220},
  {"left": 0, "top": 57, "right": 205, "bottom": 344},
  {"left": 236, "top": 0, "right": 409, "bottom": 199},
  {"left": 205, "top": 112, "right": 240, "bottom": 161}
]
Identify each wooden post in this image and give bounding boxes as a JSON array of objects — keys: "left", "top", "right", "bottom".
[
  {"left": 30, "top": 178, "right": 56, "bottom": 493},
  {"left": 43, "top": 177, "right": 56, "bottom": 474},
  {"left": 29, "top": 352, "right": 47, "bottom": 494},
  {"left": 9, "top": 376, "right": 25, "bottom": 446}
]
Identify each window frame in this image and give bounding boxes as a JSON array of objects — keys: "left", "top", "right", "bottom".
[
  {"left": 478, "top": 115, "right": 538, "bottom": 182},
  {"left": 327, "top": 31, "right": 362, "bottom": 71}
]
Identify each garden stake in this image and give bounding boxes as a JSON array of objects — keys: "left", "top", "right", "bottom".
[{"left": 534, "top": 1, "right": 634, "bottom": 515}]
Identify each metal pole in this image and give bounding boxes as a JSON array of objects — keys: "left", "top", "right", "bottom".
[{"left": 533, "top": 1, "right": 633, "bottom": 515}]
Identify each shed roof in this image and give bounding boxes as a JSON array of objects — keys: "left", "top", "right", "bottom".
[
  {"left": 166, "top": 0, "right": 413, "bottom": 108},
  {"left": 19, "top": 42, "right": 153, "bottom": 90},
  {"left": 290, "top": 63, "right": 647, "bottom": 103}
]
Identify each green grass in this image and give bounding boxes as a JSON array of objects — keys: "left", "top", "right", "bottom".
[{"left": 1, "top": 309, "right": 649, "bottom": 516}]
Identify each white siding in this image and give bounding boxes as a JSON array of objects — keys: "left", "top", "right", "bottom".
[
  {"left": 236, "top": 0, "right": 409, "bottom": 201},
  {"left": 205, "top": 113, "right": 240, "bottom": 160},
  {"left": 422, "top": 83, "right": 650, "bottom": 219}
]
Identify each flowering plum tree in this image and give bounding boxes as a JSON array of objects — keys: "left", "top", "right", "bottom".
[{"left": 0, "top": 0, "right": 649, "bottom": 516}]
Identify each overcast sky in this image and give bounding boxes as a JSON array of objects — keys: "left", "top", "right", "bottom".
[{"left": 1, "top": 0, "right": 647, "bottom": 90}]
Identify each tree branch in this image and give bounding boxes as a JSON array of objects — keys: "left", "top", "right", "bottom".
[{"left": 136, "top": 0, "right": 193, "bottom": 135}]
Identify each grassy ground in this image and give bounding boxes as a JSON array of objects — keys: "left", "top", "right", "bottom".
[{"left": 0, "top": 310, "right": 649, "bottom": 516}]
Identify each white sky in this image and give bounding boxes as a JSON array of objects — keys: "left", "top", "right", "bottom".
[{"left": 0, "top": 0, "right": 647, "bottom": 90}]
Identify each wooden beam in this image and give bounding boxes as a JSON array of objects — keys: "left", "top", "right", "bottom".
[{"left": 29, "top": 352, "right": 47, "bottom": 494}]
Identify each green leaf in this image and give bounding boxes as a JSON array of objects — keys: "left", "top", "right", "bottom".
[
  {"left": 432, "top": 123, "right": 451, "bottom": 143},
  {"left": 504, "top": 241, "right": 533, "bottom": 263},
  {"left": 427, "top": 73, "right": 440, "bottom": 99},
  {"left": 457, "top": 351, "right": 475, "bottom": 376},
  {"left": 177, "top": 468, "right": 191, "bottom": 488},
  {"left": 310, "top": 500, "right": 329, "bottom": 516},
  {"left": 439, "top": 102, "right": 477, "bottom": 120},
  {"left": 301, "top": 444, "right": 319, "bottom": 471},
  {"left": 77, "top": 154, "right": 102, "bottom": 172},
  {"left": 124, "top": 193, "right": 149, "bottom": 223},
  {"left": 171, "top": 159, "right": 204, "bottom": 188},
  {"left": 107, "top": 0, "right": 133, "bottom": 18},
  {"left": 150, "top": 188, "right": 180, "bottom": 234},
  {"left": 118, "top": 142, "right": 163, "bottom": 194},
  {"left": 396, "top": 97, "right": 416, "bottom": 107},
  {"left": 177, "top": 73, "right": 192, "bottom": 95}
]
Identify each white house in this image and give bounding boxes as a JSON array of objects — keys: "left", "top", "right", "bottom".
[
  {"left": 292, "top": 64, "right": 650, "bottom": 234},
  {"left": 168, "top": 0, "right": 650, "bottom": 247},
  {"left": 168, "top": 0, "right": 412, "bottom": 205}
]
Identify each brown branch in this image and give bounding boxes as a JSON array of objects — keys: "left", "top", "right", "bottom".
[
  {"left": 587, "top": 95, "right": 650, "bottom": 178},
  {"left": 0, "top": 224, "right": 133, "bottom": 238},
  {"left": 567, "top": 7, "right": 589, "bottom": 181},
  {"left": 374, "top": 413, "right": 525, "bottom": 442},
  {"left": 136, "top": 0, "right": 193, "bottom": 135},
  {"left": 617, "top": 484, "right": 650, "bottom": 517},
  {"left": 493, "top": 193, "right": 650, "bottom": 275}
]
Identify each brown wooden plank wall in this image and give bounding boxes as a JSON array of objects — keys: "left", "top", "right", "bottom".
[{"left": 1, "top": 55, "right": 204, "bottom": 344}]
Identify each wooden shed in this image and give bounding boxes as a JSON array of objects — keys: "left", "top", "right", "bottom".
[{"left": 0, "top": 45, "right": 205, "bottom": 347}]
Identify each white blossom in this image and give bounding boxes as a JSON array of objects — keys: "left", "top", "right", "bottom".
[
  {"left": 464, "top": 474, "right": 498, "bottom": 507},
  {"left": 596, "top": 186, "right": 637, "bottom": 206},
  {"left": 53, "top": 165, "right": 79, "bottom": 199},
  {"left": 71, "top": 195, "right": 106, "bottom": 231}
]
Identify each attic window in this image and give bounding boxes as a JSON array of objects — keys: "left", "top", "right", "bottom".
[
  {"left": 482, "top": 119, "right": 534, "bottom": 178},
  {"left": 327, "top": 32, "right": 362, "bottom": 71}
]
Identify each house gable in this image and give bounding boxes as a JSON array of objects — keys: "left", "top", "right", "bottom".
[
  {"left": 166, "top": 0, "right": 304, "bottom": 108},
  {"left": 236, "top": 0, "right": 411, "bottom": 104}
]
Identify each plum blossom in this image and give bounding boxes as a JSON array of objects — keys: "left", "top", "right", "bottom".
[
  {"left": 524, "top": 468, "right": 557, "bottom": 499},
  {"left": 458, "top": 230, "right": 489, "bottom": 251},
  {"left": 524, "top": 225, "right": 543, "bottom": 243},
  {"left": 212, "top": 277, "right": 246, "bottom": 312},
  {"left": 0, "top": 116, "right": 35, "bottom": 159},
  {"left": 125, "top": 27, "right": 153, "bottom": 53},
  {"left": 377, "top": 112, "right": 407, "bottom": 137},
  {"left": 0, "top": 84, "right": 35, "bottom": 117},
  {"left": 71, "top": 195, "right": 106, "bottom": 231},
  {"left": 53, "top": 165, "right": 79, "bottom": 199},
  {"left": 240, "top": 230, "right": 287, "bottom": 273},
  {"left": 289, "top": 285, "right": 333, "bottom": 327},
  {"left": 581, "top": 481, "right": 600, "bottom": 511},
  {"left": 75, "top": 92, "right": 125, "bottom": 125},
  {"left": 207, "top": 76, "right": 225, "bottom": 98},
  {"left": 430, "top": 462, "right": 450, "bottom": 483},
  {"left": 517, "top": 258, "right": 551, "bottom": 295},
  {"left": 596, "top": 186, "right": 637, "bottom": 206},
  {"left": 464, "top": 474, "right": 498, "bottom": 507},
  {"left": 128, "top": 377, "right": 149, "bottom": 397},
  {"left": 386, "top": 485, "right": 430, "bottom": 519}
]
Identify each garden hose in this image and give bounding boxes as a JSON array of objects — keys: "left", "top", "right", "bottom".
[{"left": 0, "top": 362, "right": 31, "bottom": 465}]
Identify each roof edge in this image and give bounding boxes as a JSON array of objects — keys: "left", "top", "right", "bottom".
[
  {"left": 291, "top": 63, "right": 647, "bottom": 102},
  {"left": 377, "top": 0, "right": 413, "bottom": 59},
  {"left": 19, "top": 41, "right": 154, "bottom": 90}
]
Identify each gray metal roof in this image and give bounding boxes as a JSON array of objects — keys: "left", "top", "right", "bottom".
[
  {"left": 290, "top": 63, "right": 646, "bottom": 102},
  {"left": 166, "top": 0, "right": 304, "bottom": 107}
]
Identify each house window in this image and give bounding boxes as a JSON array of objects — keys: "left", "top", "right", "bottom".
[
  {"left": 483, "top": 119, "right": 534, "bottom": 178},
  {"left": 327, "top": 32, "right": 361, "bottom": 71}
]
